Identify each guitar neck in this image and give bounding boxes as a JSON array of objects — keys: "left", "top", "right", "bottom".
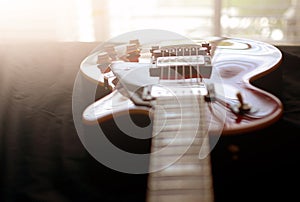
[{"left": 146, "top": 95, "right": 214, "bottom": 202}]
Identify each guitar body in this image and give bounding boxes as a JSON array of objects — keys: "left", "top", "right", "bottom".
[
  {"left": 78, "top": 33, "right": 282, "bottom": 202},
  {"left": 81, "top": 37, "right": 283, "bottom": 135}
]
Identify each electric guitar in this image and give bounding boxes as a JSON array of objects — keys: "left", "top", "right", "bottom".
[{"left": 79, "top": 35, "right": 283, "bottom": 202}]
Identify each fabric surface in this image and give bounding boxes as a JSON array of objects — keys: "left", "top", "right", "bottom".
[
  {"left": 0, "top": 41, "right": 299, "bottom": 202},
  {"left": 0, "top": 42, "right": 148, "bottom": 202}
]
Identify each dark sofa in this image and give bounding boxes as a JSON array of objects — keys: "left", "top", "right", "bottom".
[{"left": 0, "top": 41, "right": 299, "bottom": 202}]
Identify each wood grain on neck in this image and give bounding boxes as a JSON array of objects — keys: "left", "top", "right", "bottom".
[{"left": 146, "top": 95, "right": 214, "bottom": 202}]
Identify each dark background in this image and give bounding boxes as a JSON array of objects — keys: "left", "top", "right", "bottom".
[{"left": 0, "top": 42, "right": 299, "bottom": 202}]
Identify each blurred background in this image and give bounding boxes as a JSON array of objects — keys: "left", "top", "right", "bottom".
[{"left": 0, "top": 0, "right": 299, "bottom": 44}]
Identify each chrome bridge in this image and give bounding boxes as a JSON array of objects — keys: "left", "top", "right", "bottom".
[{"left": 149, "top": 55, "right": 212, "bottom": 79}]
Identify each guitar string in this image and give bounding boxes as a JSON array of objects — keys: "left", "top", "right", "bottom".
[
  {"left": 157, "top": 46, "right": 206, "bottom": 82},
  {"left": 175, "top": 48, "right": 178, "bottom": 81},
  {"left": 168, "top": 50, "right": 171, "bottom": 80},
  {"left": 182, "top": 47, "right": 185, "bottom": 81},
  {"left": 160, "top": 49, "right": 163, "bottom": 82}
]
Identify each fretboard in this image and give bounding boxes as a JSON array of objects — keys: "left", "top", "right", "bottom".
[{"left": 146, "top": 95, "right": 214, "bottom": 202}]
